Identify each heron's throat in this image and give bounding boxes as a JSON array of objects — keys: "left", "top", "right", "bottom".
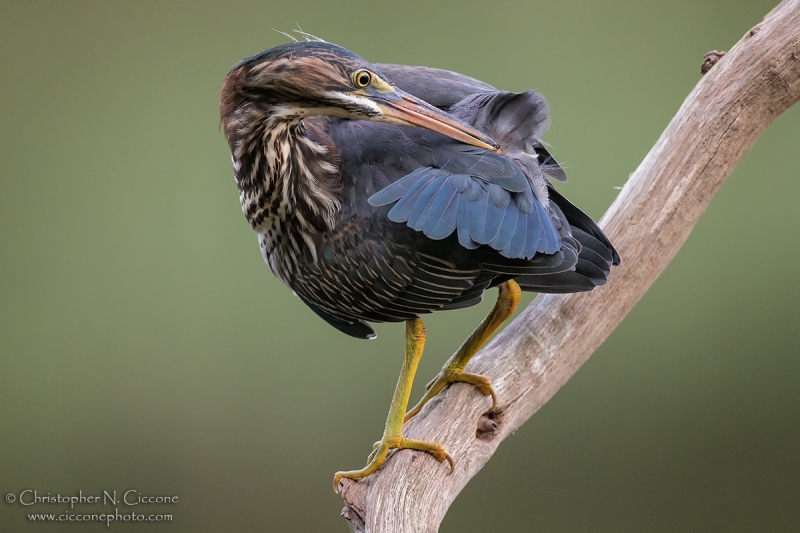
[
  {"left": 232, "top": 111, "right": 341, "bottom": 226},
  {"left": 227, "top": 110, "right": 342, "bottom": 281}
]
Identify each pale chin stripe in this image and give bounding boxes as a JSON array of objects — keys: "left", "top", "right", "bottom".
[{"left": 330, "top": 92, "right": 382, "bottom": 115}]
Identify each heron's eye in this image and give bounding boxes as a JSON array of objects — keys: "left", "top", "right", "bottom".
[{"left": 353, "top": 69, "right": 373, "bottom": 88}]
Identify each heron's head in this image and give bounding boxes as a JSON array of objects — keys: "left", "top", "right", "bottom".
[{"left": 221, "top": 41, "right": 497, "bottom": 150}]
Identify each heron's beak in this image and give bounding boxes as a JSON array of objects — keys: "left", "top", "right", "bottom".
[{"left": 374, "top": 90, "right": 498, "bottom": 151}]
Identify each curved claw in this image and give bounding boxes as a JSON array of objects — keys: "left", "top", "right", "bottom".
[
  {"left": 424, "top": 374, "right": 437, "bottom": 392},
  {"left": 443, "top": 450, "right": 456, "bottom": 474},
  {"left": 365, "top": 440, "right": 382, "bottom": 463},
  {"left": 404, "top": 369, "right": 497, "bottom": 423},
  {"left": 333, "top": 436, "right": 454, "bottom": 493},
  {"left": 334, "top": 440, "right": 391, "bottom": 493}
]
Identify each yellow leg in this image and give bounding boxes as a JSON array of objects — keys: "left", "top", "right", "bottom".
[
  {"left": 404, "top": 280, "right": 521, "bottom": 422},
  {"left": 333, "top": 318, "right": 454, "bottom": 493}
]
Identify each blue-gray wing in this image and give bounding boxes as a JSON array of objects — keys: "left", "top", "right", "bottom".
[
  {"left": 376, "top": 64, "right": 568, "bottom": 182},
  {"left": 293, "top": 78, "right": 618, "bottom": 339},
  {"left": 368, "top": 146, "right": 561, "bottom": 260}
]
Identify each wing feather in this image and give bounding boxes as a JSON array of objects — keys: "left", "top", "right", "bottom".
[
  {"left": 408, "top": 175, "right": 448, "bottom": 231},
  {"left": 370, "top": 163, "right": 561, "bottom": 259},
  {"left": 422, "top": 178, "right": 459, "bottom": 239}
]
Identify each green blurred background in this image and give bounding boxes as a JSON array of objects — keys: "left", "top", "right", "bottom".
[{"left": 1, "top": 0, "right": 798, "bottom": 531}]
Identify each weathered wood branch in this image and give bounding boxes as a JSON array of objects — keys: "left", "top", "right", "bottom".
[{"left": 340, "top": 1, "right": 800, "bottom": 530}]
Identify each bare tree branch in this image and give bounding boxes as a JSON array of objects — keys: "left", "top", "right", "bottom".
[{"left": 340, "top": 1, "right": 800, "bottom": 530}]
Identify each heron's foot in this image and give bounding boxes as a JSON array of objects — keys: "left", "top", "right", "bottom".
[
  {"left": 333, "top": 434, "right": 454, "bottom": 492},
  {"left": 403, "top": 282, "right": 518, "bottom": 423},
  {"left": 404, "top": 367, "right": 497, "bottom": 423}
]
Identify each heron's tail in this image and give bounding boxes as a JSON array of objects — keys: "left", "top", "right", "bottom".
[{"left": 515, "top": 186, "right": 620, "bottom": 293}]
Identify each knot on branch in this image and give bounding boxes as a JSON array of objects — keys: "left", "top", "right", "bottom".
[{"left": 701, "top": 50, "right": 727, "bottom": 75}]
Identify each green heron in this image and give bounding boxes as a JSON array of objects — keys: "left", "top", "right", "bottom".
[{"left": 220, "top": 40, "right": 618, "bottom": 491}]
